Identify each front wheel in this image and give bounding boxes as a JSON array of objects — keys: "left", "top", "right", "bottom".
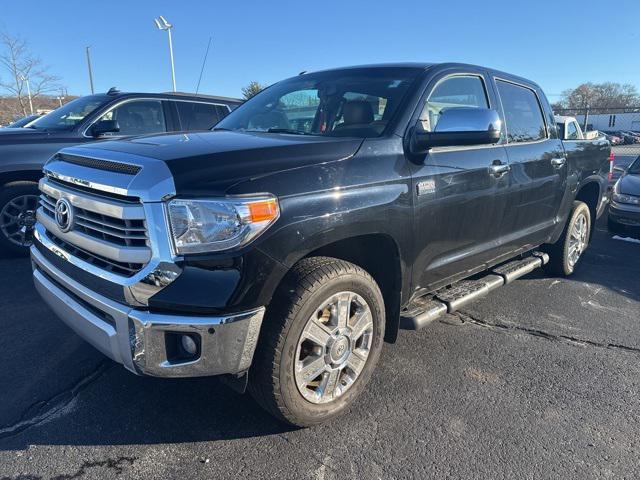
[
  {"left": 249, "top": 257, "right": 385, "bottom": 427},
  {"left": 0, "top": 181, "right": 40, "bottom": 257},
  {"left": 545, "top": 201, "right": 591, "bottom": 276}
]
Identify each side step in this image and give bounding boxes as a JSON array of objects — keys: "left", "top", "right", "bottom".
[{"left": 400, "top": 252, "right": 549, "bottom": 330}]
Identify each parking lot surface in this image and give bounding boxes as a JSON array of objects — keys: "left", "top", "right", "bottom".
[{"left": 1, "top": 218, "right": 639, "bottom": 479}]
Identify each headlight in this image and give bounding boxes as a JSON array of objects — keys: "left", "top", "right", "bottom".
[
  {"left": 613, "top": 192, "right": 640, "bottom": 205},
  {"left": 167, "top": 195, "right": 279, "bottom": 254}
]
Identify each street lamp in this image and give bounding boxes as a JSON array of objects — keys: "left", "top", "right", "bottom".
[
  {"left": 19, "top": 74, "right": 34, "bottom": 115},
  {"left": 154, "top": 15, "right": 176, "bottom": 92}
]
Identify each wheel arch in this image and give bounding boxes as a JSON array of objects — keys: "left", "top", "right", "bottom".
[
  {"left": 298, "top": 233, "right": 404, "bottom": 343},
  {"left": 0, "top": 169, "right": 43, "bottom": 187},
  {"left": 575, "top": 180, "right": 600, "bottom": 239}
]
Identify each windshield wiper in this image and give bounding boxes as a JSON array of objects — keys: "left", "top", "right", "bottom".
[
  {"left": 212, "top": 127, "right": 231, "bottom": 131},
  {"left": 266, "top": 128, "right": 314, "bottom": 135}
]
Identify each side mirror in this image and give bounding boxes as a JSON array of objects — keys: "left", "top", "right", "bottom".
[
  {"left": 90, "top": 119, "right": 120, "bottom": 137},
  {"left": 410, "top": 107, "right": 502, "bottom": 154}
]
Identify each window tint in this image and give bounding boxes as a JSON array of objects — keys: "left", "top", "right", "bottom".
[
  {"left": 176, "top": 102, "right": 223, "bottom": 130},
  {"left": 496, "top": 81, "right": 546, "bottom": 143},
  {"left": 98, "top": 100, "right": 166, "bottom": 136},
  {"left": 421, "top": 75, "right": 488, "bottom": 131},
  {"left": 566, "top": 121, "right": 579, "bottom": 140},
  {"left": 215, "top": 67, "right": 421, "bottom": 138}
]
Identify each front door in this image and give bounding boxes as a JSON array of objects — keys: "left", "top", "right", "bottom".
[{"left": 410, "top": 72, "right": 511, "bottom": 292}]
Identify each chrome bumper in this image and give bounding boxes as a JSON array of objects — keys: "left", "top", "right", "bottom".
[{"left": 31, "top": 245, "right": 265, "bottom": 377}]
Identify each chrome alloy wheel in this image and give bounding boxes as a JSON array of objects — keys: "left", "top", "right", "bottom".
[
  {"left": 0, "top": 194, "right": 39, "bottom": 247},
  {"left": 568, "top": 212, "right": 588, "bottom": 268},
  {"left": 294, "top": 291, "right": 374, "bottom": 404}
]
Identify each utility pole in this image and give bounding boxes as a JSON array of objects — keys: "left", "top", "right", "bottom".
[
  {"left": 86, "top": 46, "right": 95, "bottom": 94},
  {"left": 154, "top": 16, "right": 177, "bottom": 92}
]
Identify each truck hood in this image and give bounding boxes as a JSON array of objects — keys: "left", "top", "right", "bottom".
[
  {"left": 80, "top": 130, "right": 364, "bottom": 195},
  {"left": 0, "top": 128, "right": 53, "bottom": 142},
  {"left": 617, "top": 173, "right": 640, "bottom": 195}
]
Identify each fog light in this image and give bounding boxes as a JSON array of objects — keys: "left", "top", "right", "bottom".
[{"left": 181, "top": 334, "right": 198, "bottom": 355}]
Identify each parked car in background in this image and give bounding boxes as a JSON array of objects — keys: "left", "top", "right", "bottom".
[
  {"left": 5, "top": 114, "right": 44, "bottom": 129},
  {"left": 600, "top": 131, "right": 622, "bottom": 145},
  {"left": 609, "top": 155, "right": 640, "bottom": 235},
  {"left": 609, "top": 131, "right": 638, "bottom": 145},
  {"left": 0, "top": 89, "right": 242, "bottom": 255},
  {"left": 30, "top": 63, "right": 611, "bottom": 426},
  {"left": 621, "top": 131, "right": 640, "bottom": 143}
]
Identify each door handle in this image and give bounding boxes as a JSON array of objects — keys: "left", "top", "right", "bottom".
[
  {"left": 551, "top": 157, "right": 566, "bottom": 168},
  {"left": 489, "top": 162, "right": 510, "bottom": 177}
]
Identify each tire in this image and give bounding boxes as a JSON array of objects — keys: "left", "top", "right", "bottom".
[
  {"left": 0, "top": 181, "right": 40, "bottom": 257},
  {"left": 544, "top": 201, "right": 591, "bottom": 276},
  {"left": 248, "top": 256, "right": 385, "bottom": 427}
]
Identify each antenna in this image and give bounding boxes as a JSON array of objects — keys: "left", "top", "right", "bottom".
[{"left": 195, "top": 36, "right": 212, "bottom": 96}]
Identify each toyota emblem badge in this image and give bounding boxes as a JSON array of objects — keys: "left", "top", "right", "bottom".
[{"left": 54, "top": 198, "right": 74, "bottom": 232}]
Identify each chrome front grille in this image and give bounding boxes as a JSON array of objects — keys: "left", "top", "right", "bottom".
[
  {"left": 37, "top": 176, "right": 151, "bottom": 277},
  {"left": 40, "top": 191, "right": 147, "bottom": 248}
]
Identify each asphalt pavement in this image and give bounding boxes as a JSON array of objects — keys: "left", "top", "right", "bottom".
[{"left": 0, "top": 218, "right": 639, "bottom": 479}]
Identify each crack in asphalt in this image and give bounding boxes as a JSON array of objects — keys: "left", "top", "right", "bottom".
[
  {"left": 448, "top": 311, "right": 640, "bottom": 356},
  {"left": 0, "top": 361, "right": 112, "bottom": 441},
  {"left": 49, "top": 456, "right": 137, "bottom": 480}
]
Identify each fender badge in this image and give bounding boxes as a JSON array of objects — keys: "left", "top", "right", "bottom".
[{"left": 416, "top": 180, "right": 436, "bottom": 196}]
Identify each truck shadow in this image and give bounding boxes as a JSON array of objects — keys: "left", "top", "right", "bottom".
[{"left": 0, "top": 365, "right": 297, "bottom": 450}]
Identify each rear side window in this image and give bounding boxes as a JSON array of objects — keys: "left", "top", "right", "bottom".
[
  {"left": 176, "top": 102, "right": 222, "bottom": 130},
  {"left": 421, "top": 75, "right": 489, "bottom": 131},
  {"left": 496, "top": 80, "right": 546, "bottom": 143}
]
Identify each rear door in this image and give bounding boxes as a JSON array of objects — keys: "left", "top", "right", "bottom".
[
  {"left": 494, "top": 79, "right": 566, "bottom": 250},
  {"left": 173, "top": 101, "right": 225, "bottom": 131},
  {"left": 410, "top": 69, "right": 511, "bottom": 291}
]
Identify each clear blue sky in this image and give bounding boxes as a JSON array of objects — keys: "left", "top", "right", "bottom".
[{"left": 1, "top": 0, "right": 639, "bottom": 100}]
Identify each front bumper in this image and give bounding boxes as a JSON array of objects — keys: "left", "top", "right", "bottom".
[
  {"left": 31, "top": 245, "right": 265, "bottom": 377},
  {"left": 609, "top": 201, "right": 640, "bottom": 227}
]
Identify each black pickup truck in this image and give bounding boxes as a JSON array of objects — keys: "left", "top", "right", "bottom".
[
  {"left": 30, "top": 63, "right": 610, "bottom": 426},
  {"left": 0, "top": 90, "right": 241, "bottom": 255}
]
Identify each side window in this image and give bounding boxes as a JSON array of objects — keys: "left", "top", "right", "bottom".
[
  {"left": 420, "top": 75, "right": 489, "bottom": 131},
  {"left": 215, "top": 105, "right": 230, "bottom": 121},
  {"left": 176, "top": 102, "right": 221, "bottom": 130},
  {"left": 496, "top": 80, "right": 546, "bottom": 143},
  {"left": 566, "top": 121, "right": 579, "bottom": 140},
  {"left": 98, "top": 100, "right": 166, "bottom": 136}
]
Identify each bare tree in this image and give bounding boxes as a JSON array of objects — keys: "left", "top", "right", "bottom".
[
  {"left": 556, "top": 82, "right": 640, "bottom": 112},
  {"left": 241, "top": 81, "right": 265, "bottom": 100},
  {"left": 0, "top": 31, "right": 61, "bottom": 117}
]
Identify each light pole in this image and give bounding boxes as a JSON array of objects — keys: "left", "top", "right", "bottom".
[
  {"left": 19, "top": 74, "right": 34, "bottom": 115},
  {"left": 154, "top": 15, "right": 176, "bottom": 92},
  {"left": 86, "top": 46, "right": 95, "bottom": 94}
]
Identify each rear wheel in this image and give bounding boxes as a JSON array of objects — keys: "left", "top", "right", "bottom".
[
  {"left": 545, "top": 201, "right": 591, "bottom": 276},
  {"left": 0, "top": 182, "right": 40, "bottom": 257},
  {"left": 249, "top": 257, "right": 385, "bottom": 427}
]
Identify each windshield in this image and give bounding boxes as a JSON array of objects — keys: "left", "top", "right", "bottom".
[
  {"left": 628, "top": 156, "right": 640, "bottom": 174},
  {"left": 215, "top": 67, "right": 422, "bottom": 138},
  {"left": 29, "top": 95, "right": 107, "bottom": 131}
]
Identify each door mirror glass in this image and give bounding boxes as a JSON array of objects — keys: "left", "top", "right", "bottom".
[
  {"left": 411, "top": 107, "right": 502, "bottom": 152},
  {"left": 90, "top": 119, "right": 120, "bottom": 137}
]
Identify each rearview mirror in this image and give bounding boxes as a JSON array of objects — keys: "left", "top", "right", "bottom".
[
  {"left": 90, "top": 119, "right": 120, "bottom": 137},
  {"left": 410, "top": 107, "right": 502, "bottom": 154}
]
